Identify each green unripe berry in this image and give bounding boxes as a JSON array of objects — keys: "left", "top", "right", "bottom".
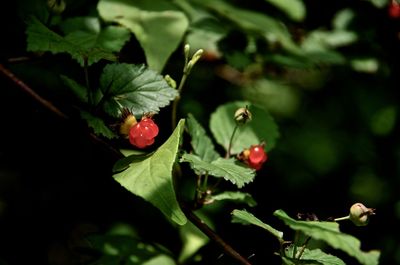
[{"left": 349, "top": 203, "right": 375, "bottom": 226}]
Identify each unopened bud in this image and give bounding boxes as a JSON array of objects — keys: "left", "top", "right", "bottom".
[
  {"left": 234, "top": 106, "right": 252, "bottom": 125},
  {"left": 349, "top": 203, "right": 375, "bottom": 226},
  {"left": 164, "top": 74, "right": 176, "bottom": 89},
  {"left": 47, "top": 0, "right": 66, "bottom": 14}
]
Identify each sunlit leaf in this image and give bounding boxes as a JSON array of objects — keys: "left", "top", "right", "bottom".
[
  {"left": 99, "top": 63, "right": 178, "bottom": 117},
  {"left": 186, "top": 113, "right": 220, "bottom": 162},
  {"left": 283, "top": 246, "right": 345, "bottom": 265},
  {"left": 212, "top": 191, "right": 257, "bottom": 207},
  {"left": 210, "top": 101, "right": 279, "bottom": 154},
  {"left": 263, "top": 0, "right": 306, "bottom": 21},
  {"left": 180, "top": 153, "right": 255, "bottom": 188},
  {"left": 113, "top": 120, "right": 187, "bottom": 225},
  {"left": 231, "top": 209, "right": 283, "bottom": 240},
  {"left": 274, "top": 210, "right": 380, "bottom": 265},
  {"left": 98, "top": 0, "right": 189, "bottom": 72}
]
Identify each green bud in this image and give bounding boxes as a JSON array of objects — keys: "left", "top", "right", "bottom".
[
  {"left": 47, "top": 0, "right": 66, "bottom": 14},
  {"left": 349, "top": 203, "right": 375, "bottom": 226},
  {"left": 164, "top": 74, "right": 176, "bottom": 89},
  {"left": 234, "top": 106, "right": 252, "bottom": 124}
]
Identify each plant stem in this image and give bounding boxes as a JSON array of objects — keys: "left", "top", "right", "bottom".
[
  {"left": 181, "top": 203, "right": 252, "bottom": 265},
  {"left": 226, "top": 124, "right": 239, "bottom": 158},
  {"left": 334, "top": 215, "right": 350, "bottom": 222},
  {"left": 296, "top": 236, "right": 311, "bottom": 260},
  {"left": 171, "top": 72, "right": 188, "bottom": 130},
  {"left": 83, "top": 57, "right": 92, "bottom": 106}
]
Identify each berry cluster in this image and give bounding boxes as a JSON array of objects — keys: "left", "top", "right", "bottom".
[
  {"left": 238, "top": 144, "right": 268, "bottom": 170},
  {"left": 129, "top": 117, "right": 159, "bottom": 149},
  {"left": 119, "top": 111, "right": 159, "bottom": 149}
]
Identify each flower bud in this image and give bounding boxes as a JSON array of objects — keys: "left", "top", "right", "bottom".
[
  {"left": 47, "top": 0, "right": 66, "bottom": 14},
  {"left": 119, "top": 110, "right": 138, "bottom": 137},
  {"left": 349, "top": 203, "right": 375, "bottom": 226},
  {"left": 234, "top": 107, "right": 252, "bottom": 125},
  {"left": 164, "top": 74, "right": 176, "bottom": 89}
]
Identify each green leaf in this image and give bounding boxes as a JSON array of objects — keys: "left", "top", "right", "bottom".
[
  {"left": 88, "top": 234, "right": 175, "bottom": 264},
  {"left": 26, "top": 16, "right": 123, "bottom": 66},
  {"left": 178, "top": 213, "right": 211, "bottom": 263},
  {"left": 60, "top": 75, "right": 88, "bottom": 103},
  {"left": 283, "top": 246, "right": 345, "bottom": 265},
  {"left": 274, "top": 210, "right": 380, "bottom": 265},
  {"left": 180, "top": 153, "right": 255, "bottom": 188},
  {"left": 113, "top": 120, "right": 187, "bottom": 225},
  {"left": 98, "top": 0, "right": 189, "bottom": 72},
  {"left": 263, "top": 0, "right": 306, "bottom": 21},
  {"left": 210, "top": 101, "right": 279, "bottom": 154},
  {"left": 186, "top": 113, "right": 220, "bottom": 162},
  {"left": 211, "top": 191, "right": 257, "bottom": 207},
  {"left": 99, "top": 63, "right": 178, "bottom": 117},
  {"left": 194, "top": 0, "right": 301, "bottom": 54},
  {"left": 80, "top": 110, "right": 117, "bottom": 139},
  {"left": 231, "top": 209, "right": 283, "bottom": 240}
]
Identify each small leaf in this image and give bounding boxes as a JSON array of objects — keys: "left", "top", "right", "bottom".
[
  {"left": 142, "top": 255, "right": 176, "bottom": 265},
  {"left": 186, "top": 113, "right": 220, "bottom": 162},
  {"left": 80, "top": 110, "right": 117, "bottom": 139},
  {"left": 231, "top": 209, "right": 283, "bottom": 240},
  {"left": 263, "top": 0, "right": 306, "bottom": 21},
  {"left": 113, "top": 120, "right": 187, "bottom": 225},
  {"left": 180, "top": 153, "right": 255, "bottom": 188},
  {"left": 283, "top": 247, "right": 346, "bottom": 265},
  {"left": 211, "top": 191, "right": 257, "bottom": 207},
  {"left": 26, "top": 16, "right": 121, "bottom": 66},
  {"left": 210, "top": 101, "right": 279, "bottom": 154},
  {"left": 99, "top": 63, "right": 178, "bottom": 117},
  {"left": 98, "top": 0, "right": 189, "bottom": 72},
  {"left": 60, "top": 75, "right": 88, "bottom": 103},
  {"left": 274, "top": 210, "right": 380, "bottom": 265}
]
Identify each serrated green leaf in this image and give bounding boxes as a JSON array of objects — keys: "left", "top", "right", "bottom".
[
  {"left": 180, "top": 153, "right": 255, "bottom": 188},
  {"left": 231, "top": 209, "right": 283, "bottom": 240},
  {"left": 98, "top": 0, "right": 189, "bottom": 72},
  {"left": 283, "top": 246, "right": 345, "bottom": 265},
  {"left": 26, "top": 16, "right": 122, "bottom": 66},
  {"left": 60, "top": 75, "right": 88, "bottom": 103},
  {"left": 210, "top": 101, "right": 279, "bottom": 154},
  {"left": 113, "top": 120, "right": 187, "bottom": 225},
  {"left": 80, "top": 110, "right": 117, "bottom": 139},
  {"left": 263, "top": 0, "right": 306, "bottom": 21},
  {"left": 211, "top": 191, "right": 257, "bottom": 207},
  {"left": 99, "top": 63, "right": 178, "bottom": 117},
  {"left": 186, "top": 113, "right": 220, "bottom": 162},
  {"left": 274, "top": 210, "right": 380, "bottom": 265},
  {"left": 113, "top": 152, "right": 153, "bottom": 173}
]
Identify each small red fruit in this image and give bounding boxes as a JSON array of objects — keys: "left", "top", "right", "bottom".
[
  {"left": 129, "top": 116, "right": 159, "bottom": 149},
  {"left": 388, "top": 0, "right": 400, "bottom": 19},
  {"left": 238, "top": 144, "right": 268, "bottom": 170}
]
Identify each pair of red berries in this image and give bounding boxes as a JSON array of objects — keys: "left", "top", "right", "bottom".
[
  {"left": 239, "top": 144, "right": 268, "bottom": 170},
  {"left": 120, "top": 112, "right": 159, "bottom": 149}
]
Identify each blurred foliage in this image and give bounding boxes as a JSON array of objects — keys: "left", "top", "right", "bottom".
[{"left": 1, "top": 0, "right": 400, "bottom": 264}]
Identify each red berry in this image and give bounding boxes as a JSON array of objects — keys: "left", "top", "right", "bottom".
[
  {"left": 237, "top": 144, "right": 268, "bottom": 170},
  {"left": 129, "top": 117, "right": 159, "bottom": 149},
  {"left": 389, "top": 0, "right": 400, "bottom": 18}
]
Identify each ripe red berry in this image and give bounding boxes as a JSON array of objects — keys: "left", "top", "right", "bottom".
[
  {"left": 129, "top": 117, "right": 159, "bottom": 149},
  {"left": 388, "top": 0, "right": 400, "bottom": 18},
  {"left": 237, "top": 144, "right": 268, "bottom": 170}
]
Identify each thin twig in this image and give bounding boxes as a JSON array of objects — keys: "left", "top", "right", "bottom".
[{"left": 181, "top": 203, "right": 252, "bottom": 265}]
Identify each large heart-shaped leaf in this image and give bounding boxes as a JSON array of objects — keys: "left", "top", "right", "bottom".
[
  {"left": 99, "top": 63, "right": 178, "bottom": 117},
  {"left": 98, "top": 0, "right": 189, "bottom": 72},
  {"left": 113, "top": 120, "right": 187, "bottom": 225}
]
